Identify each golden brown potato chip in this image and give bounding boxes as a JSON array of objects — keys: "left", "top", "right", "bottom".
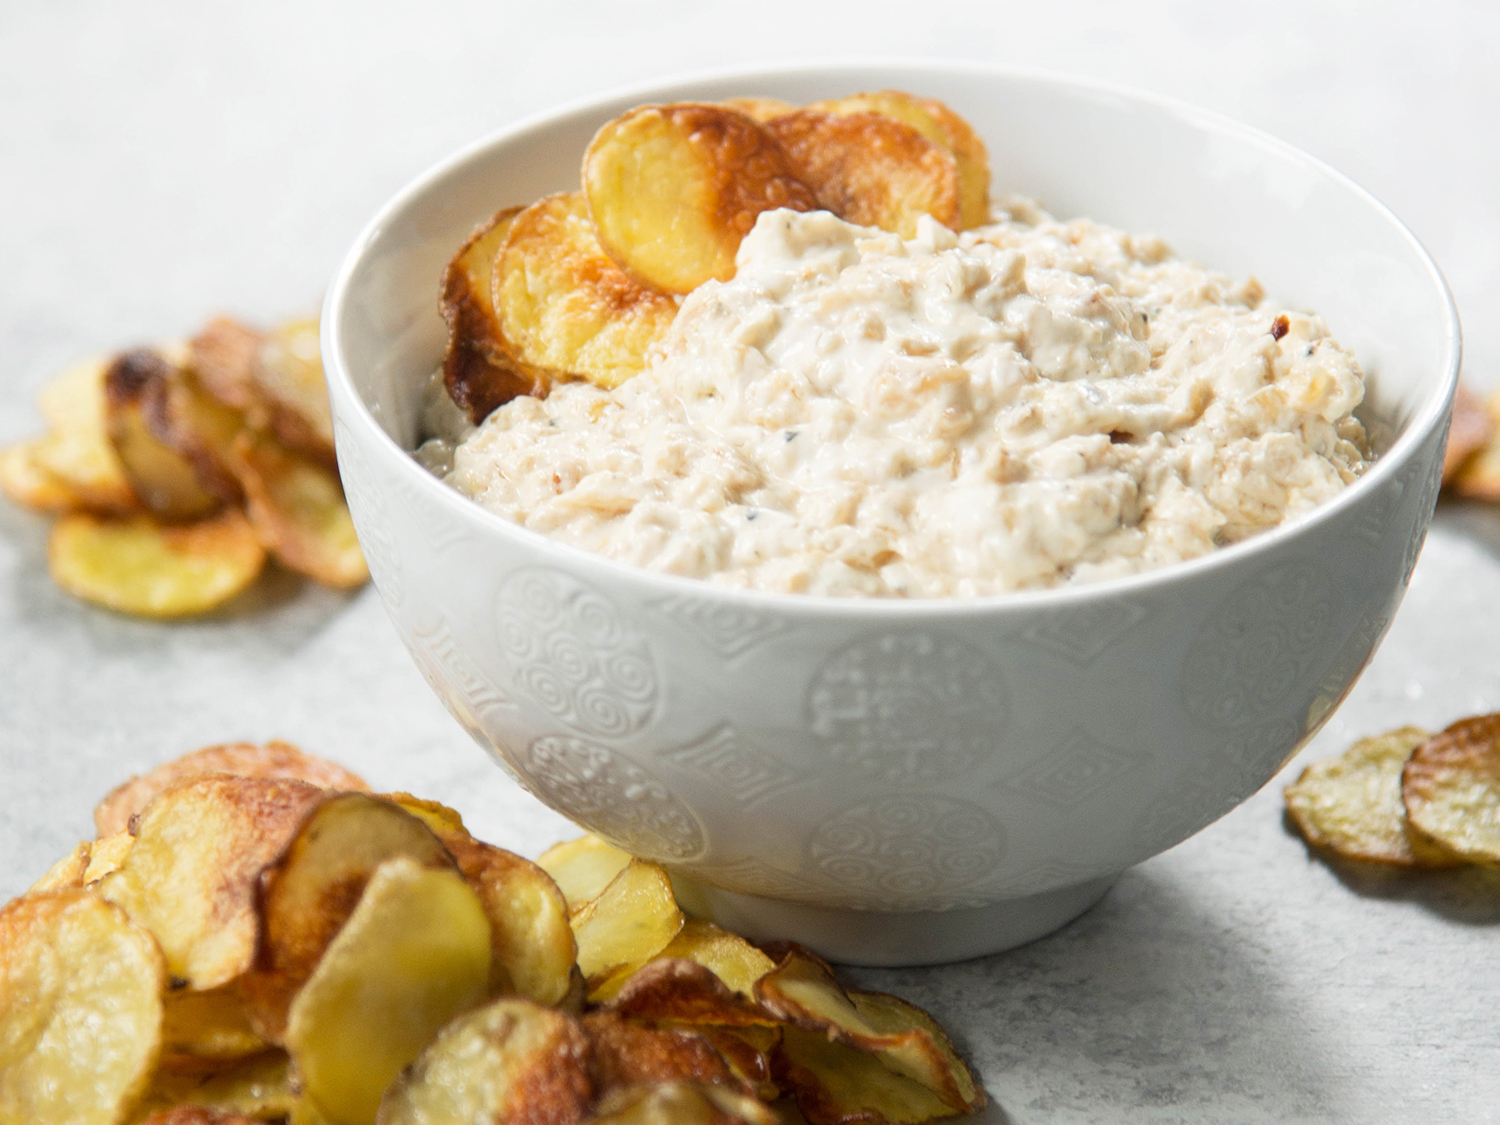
[
  {"left": 440, "top": 833, "right": 578, "bottom": 1005},
  {"left": 189, "top": 318, "right": 265, "bottom": 415},
  {"left": 1284, "top": 727, "right": 1460, "bottom": 867},
  {"left": 773, "top": 1026, "right": 953, "bottom": 1125},
  {"left": 252, "top": 319, "right": 336, "bottom": 469},
  {"left": 286, "top": 856, "right": 492, "bottom": 1125},
  {"left": 583, "top": 1012, "right": 747, "bottom": 1097},
  {"left": 385, "top": 792, "right": 469, "bottom": 837},
  {"left": 0, "top": 891, "right": 165, "bottom": 1124},
  {"left": 1450, "top": 389, "right": 1500, "bottom": 500},
  {"left": 97, "top": 775, "right": 326, "bottom": 991},
  {"left": 495, "top": 193, "right": 681, "bottom": 389},
  {"left": 105, "top": 349, "right": 224, "bottom": 521},
  {"left": 719, "top": 96, "right": 797, "bottom": 123},
  {"left": 606, "top": 958, "right": 776, "bottom": 1030},
  {"left": 30, "top": 841, "right": 92, "bottom": 893},
  {"left": 807, "top": 91, "right": 989, "bottom": 229},
  {"left": 136, "top": 1051, "right": 293, "bottom": 1121},
  {"left": 376, "top": 997, "right": 592, "bottom": 1125},
  {"left": 228, "top": 430, "right": 367, "bottom": 588},
  {"left": 1442, "top": 383, "right": 1493, "bottom": 485},
  {"left": 240, "top": 792, "right": 456, "bottom": 1042},
  {"left": 755, "top": 947, "right": 982, "bottom": 1115},
  {"left": 96, "top": 741, "right": 369, "bottom": 837},
  {"left": 48, "top": 507, "right": 267, "bottom": 618},
  {"left": 659, "top": 920, "right": 775, "bottom": 997},
  {"left": 84, "top": 830, "right": 135, "bottom": 883},
  {"left": 572, "top": 859, "right": 685, "bottom": 985},
  {"left": 0, "top": 439, "right": 78, "bottom": 514},
  {"left": 161, "top": 985, "right": 269, "bottom": 1063},
  {"left": 583, "top": 103, "right": 818, "bottom": 294},
  {"left": 537, "top": 834, "right": 633, "bottom": 912},
  {"left": 440, "top": 207, "right": 547, "bottom": 423},
  {"left": 32, "top": 357, "right": 140, "bottom": 513},
  {"left": 143, "top": 368, "right": 248, "bottom": 505},
  {"left": 590, "top": 1082, "right": 780, "bottom": 1125},
  {"left": 1402, "top": 713, "right": 1500, "bottom": 864},
  {"left": 766, "top": 110, "right": 961, "bottom": 236}
]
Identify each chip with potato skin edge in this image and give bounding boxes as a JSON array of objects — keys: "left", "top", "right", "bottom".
[
  {"left": 583, "top": 103, "right": 819, "bottom": 295},
  {"left": 1284, "top": 726, "right": 1463, "bottom": 868},
  {"left": 1402, "top": 713, "right": 1500, "bottom": 864},
  {"left": 239, "top": 792, "right": 457, "bottom": 1044}
]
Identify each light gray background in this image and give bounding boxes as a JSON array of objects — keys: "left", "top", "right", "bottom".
[{"left": 2, "top": 3, "right": 1497, "bottom": 1122}]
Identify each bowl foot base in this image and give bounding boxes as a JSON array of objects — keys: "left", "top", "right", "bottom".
[{"left": 671, "top": 874, "right": 1118, "bottom": 966}]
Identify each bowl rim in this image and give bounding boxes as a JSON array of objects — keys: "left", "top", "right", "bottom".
[{"left": 323, "top": 57, "right": 1463, "bottom": 619}]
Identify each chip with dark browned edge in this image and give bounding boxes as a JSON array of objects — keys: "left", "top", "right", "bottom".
[{"left": 1403, "top": 713, "right": 1500, "bottom": 864}]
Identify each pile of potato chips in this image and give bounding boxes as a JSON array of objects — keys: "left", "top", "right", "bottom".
[
  {"left": 440, "top": 89, "right": 993, "bottom": 423},
  {"left": 1285, "top": 712, "right": 1500, "bottom": 869},
  {"left": 0, "top": 742, "right": 984, "bottom": 1124},
  {"left": 0, "top": 317, "right": 366, "bottom": 618}
]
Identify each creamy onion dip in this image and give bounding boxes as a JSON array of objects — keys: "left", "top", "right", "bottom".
[{"left": 436, "top": 202, "right": 1370, "bottom": 597}]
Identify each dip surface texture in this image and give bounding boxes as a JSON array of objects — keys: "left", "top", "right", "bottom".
[{"left": 446, "top": 204, "right": 1369, "bottom": 597}]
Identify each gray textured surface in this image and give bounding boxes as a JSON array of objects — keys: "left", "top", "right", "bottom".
[{"left": 2, "top": 3, "right": 1497, "bottom": 1121}]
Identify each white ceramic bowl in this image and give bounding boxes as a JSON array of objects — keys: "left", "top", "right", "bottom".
[{"left": 323, "top": 62, "right": 1460, "bottom": 965}]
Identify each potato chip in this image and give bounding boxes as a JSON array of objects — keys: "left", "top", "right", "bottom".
[
  {"left": 252, "top": 319, "right": 336, "bottom": 469},
  {"left": 572, "top": 860, "right": 685, "bottom": 985},
  {"left": 440, "top": 207, "right": 546, "bottom": 423},
  {"left": 161, "top": 985, "right": 268, "bottom": 1063},
  {"left": 584, "top": 1012, "right": 746, "bottom": 1097},
  {"left": 84, "top": 830, "right": 135, "bottom": 883},
  {"left": 1450, "top": 389, "right": 1500, "bottom": 501},
  {"left": 97, "top": 775, "right": 326, "bottom": 991},
  {"left": 30, "top": 841, "right": 92, "bottom": 893},
  {"left": 189, "top": 318, "right": 265, "bottom": 415},
  {"left": 1402, "top": 713, "right": 1500, "bottom": 864},
  {"left": 228, "top": 430, "right": 367, "bottom": 588},
  {"left": 385, "top": 792, "right": 469, "bottom": 836},
  {"left": 773, "top": 1026, "right": 953, "bottom": 1125},
  {"left": 137, "top": 1109, "right": 263, "bottom": 1125},
  {"left": 144, "top": 368, "right": 248, "bottom": 505},
  {"left": 590, "top": 1082, "right": 780, "bottom": 1125},
  {"left": 288, "top": 1099, "right": 337, "bottom": 1125},
  {"left": 755, "top": 947, "right": 982, "bottom": 1114},
  {"left": 606, "top": 958, "right": 775, "bottom": 1030},
  {"left": 584, "top": 103, "right": 818, "bottom": 294},
  {"left": 1284, "top": 727, "right": 1460, "bottom": 867},
  {"left": 0, "top": 440, "right": 77, "bottom": 514},
  {"left": 659, "top": 920, "right": 775, "bottom": 996},
  {"left": 286, "top": 856, "right": 492, "bottom": 1125},
  {"left": 1442, "top": 383, "right": 1493, "bottom": 485},
  {"left": 32, "top": 357, "right": 140, "bottom": 513},
  {"left": 807, "top": 91, "right": 989, "bottom": 229},
  {"left": 96, "top": 741, "right": 369, "bottom": 837},
  {"left": 720, "top": 96, "right": 797, "bottom": 123},
  {"left": 0, "top": 891, "right": 165, "bottom": 1124},
  {"left": 241, "top": 792, "right": 456, "bottom": 1042},
  {"left": 376, "top": 997, "right": 592, "bottom": 1125},
  {"left": 537, "top": 834, "right": 633, "bottom": 912},
  {"left": 495, "top": 193, "right": 681, "bottom": 389},
  {"left": 441, "top": 833, "right": 578, "bottom": 1005},
  {"left": 766, "top": 110, "right": 961, "bottom": 236},
  {"left": 137, "top": 1051, "right": 293, "bottom": 1120},
  {"left": 105, "top": 349, "right": 224, "bottom": 521},
  {"left": 48, "top": 507, "right": 267, "bottom": 618}
]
